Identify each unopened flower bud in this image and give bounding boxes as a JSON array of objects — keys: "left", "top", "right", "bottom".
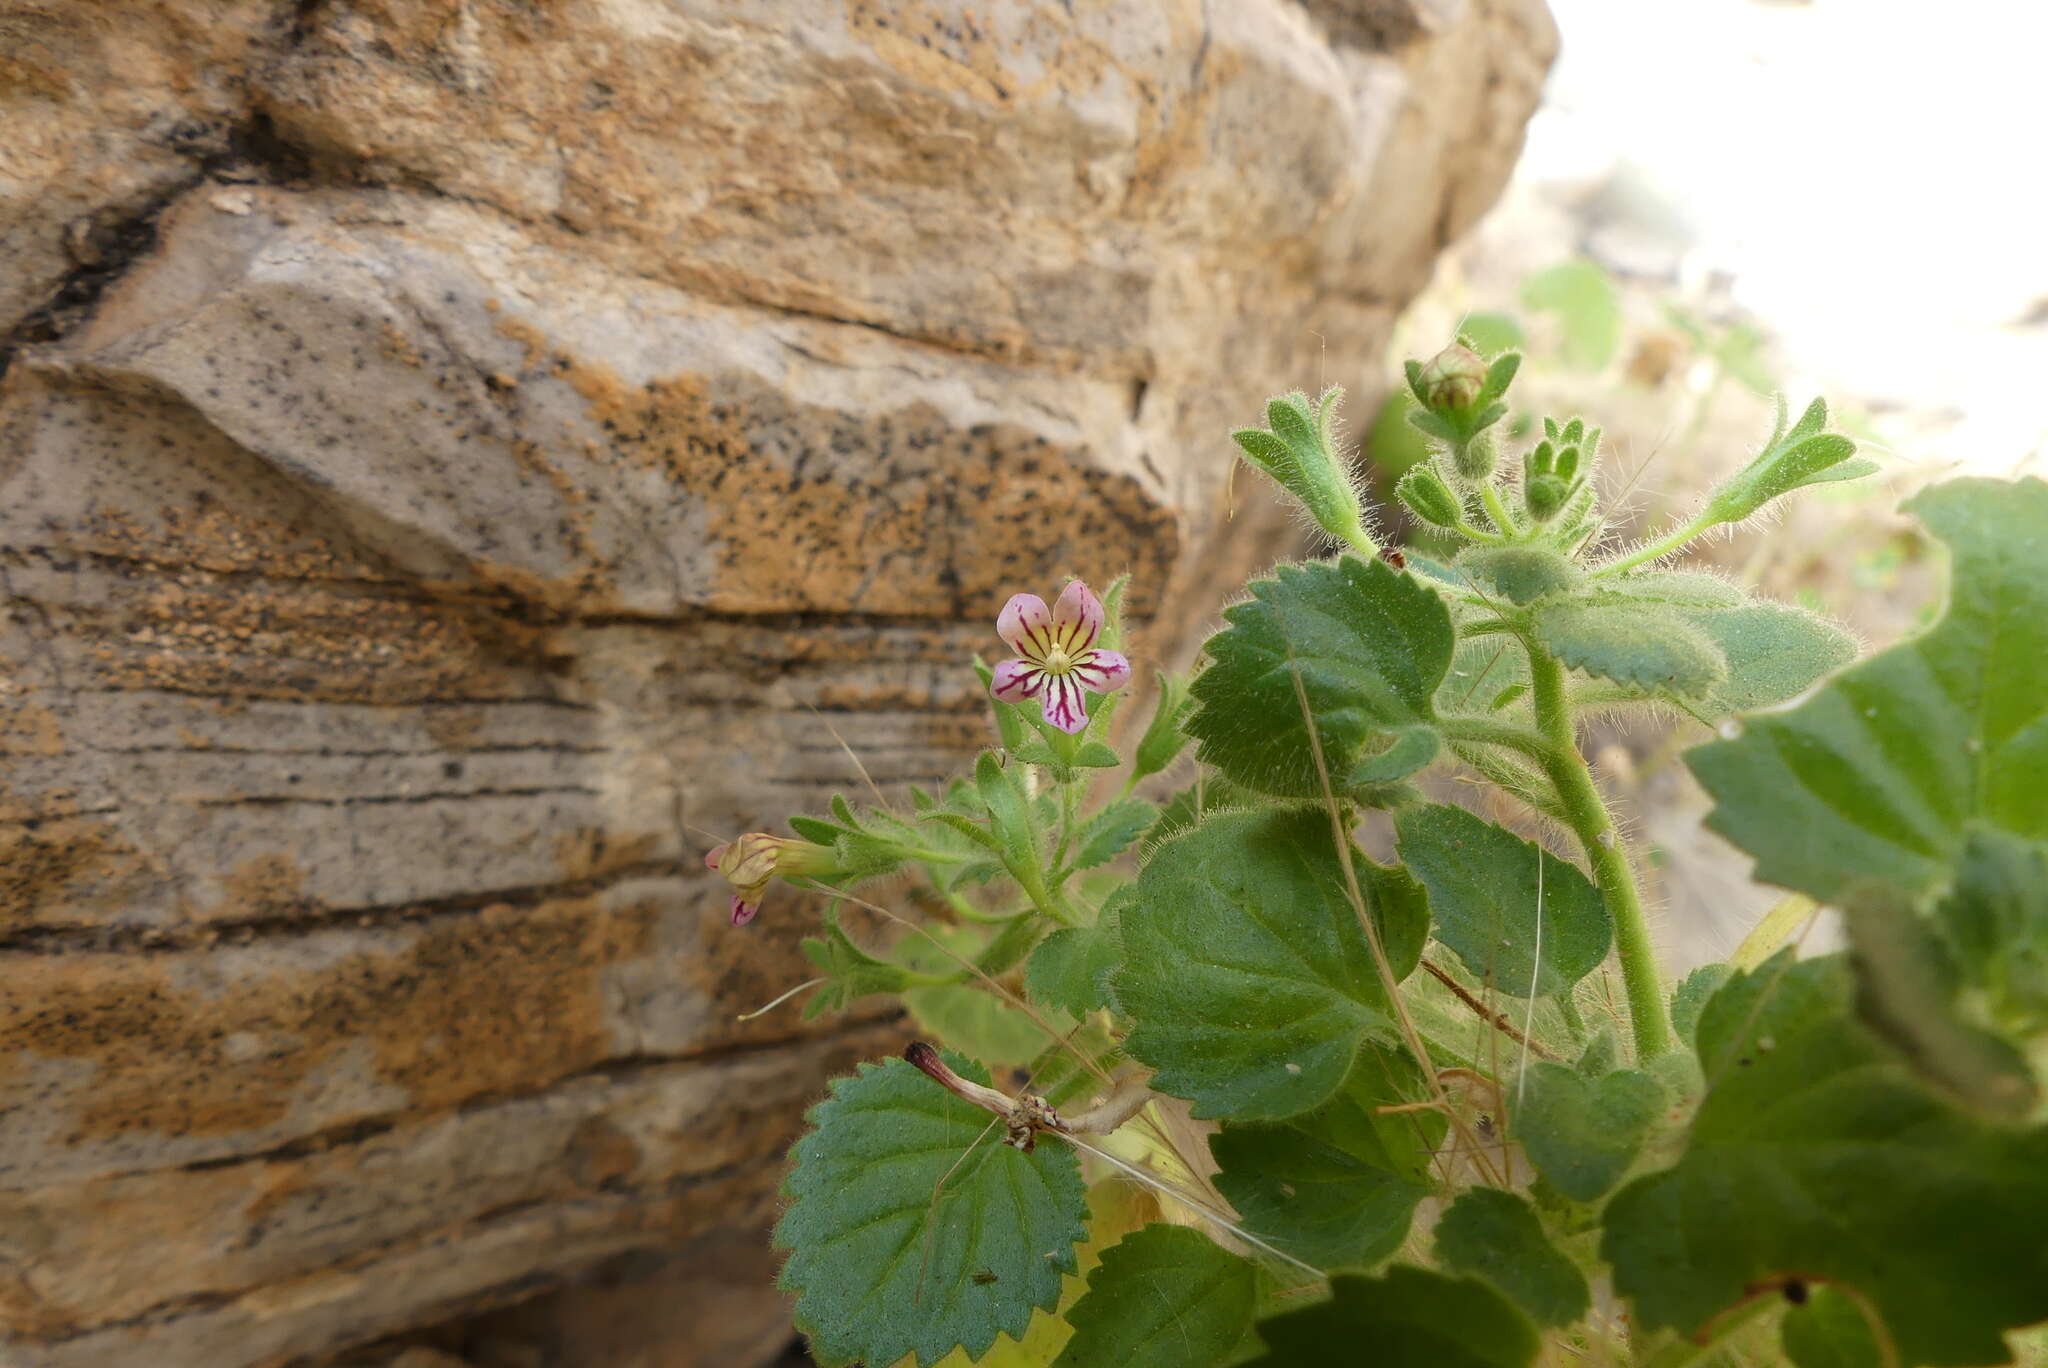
[
  {"left": 1525, "top": 473, "right": 1570, "bottom": 522},
  {"left": 703, "top": 833, "right": 838, "bottom": 926},
  {"left": 1453, "top": 429, "right": 1497, "bottom": 483},
  {"left": 1416, "top": 343, "right": 1486, "bottom": 412},
  {"left": 1395, "top": 466, "right": 1463, "bottom": 529}
]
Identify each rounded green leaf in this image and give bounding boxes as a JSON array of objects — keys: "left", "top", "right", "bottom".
[
  {"left": 1052, "top": 1225, "right": 1256, "bottom": 1368},
  {"left": 776, "top": 1053, "right": 1088, "bottom": 1367},
  {"left": 1434, "top": 1189, "right": 1589, "bottom": 1328},
  {"left": 1394, "top": 803, "right": 1612, "bottom": 998},
  {"left": 1688, "top": 477, "right": 2048, "bottom": 903},
  {"left": 1116, "top": 808, "right": 1428, "bottom": 1120},
  {"left": 1248, "top": 1266, "right": 1539, "bottom": 1367},
  {"left": 1210, "top": 1045, "right": 1443, "bottom": 1269},
  {"left": 1187, "top": 556, "right": 1453, "bottom": 799}
]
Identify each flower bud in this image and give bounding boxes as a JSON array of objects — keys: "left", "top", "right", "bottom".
[
  {"left": 1415, "top": 343, "right": 1486, "bottom": 412},
  {"left": 1395, "top": 466, "right": 1463, "bottom": 529},
  {"left": 1453, "top": 429, "right": 1497, "bottom": 483},
  {"left": 1524, "top": 472, "right": 1570, "bottom": 522},
  {"left": 703, "top": 833, "right": 839, "bottom": 926}
]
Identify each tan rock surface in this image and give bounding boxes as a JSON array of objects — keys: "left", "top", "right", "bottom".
[{"left": 0, "top": 1, "right": 1553, "bottom": 1363}]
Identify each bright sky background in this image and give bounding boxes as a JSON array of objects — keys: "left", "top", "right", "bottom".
[{"left": 1523, "top": 0, "right": 2048, "bottom": 475}]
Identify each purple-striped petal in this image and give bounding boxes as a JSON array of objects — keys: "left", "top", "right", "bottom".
[
  {"left": 1069, "top": 648, "right": 1131, "bottom": 693},
  {"left": 997, "top": 593, "right": 1053, "bottom": 660},
  {"left": 1040, "top": 673, "right": 1089, "bottom": 734},
  {"left": 1050, "top": 580, "right": 1103, "bottom": 653},
  {"left": 729, "top": 894, "right": 760, "bottom": 927},
  {"left": 990, "top": 658, "right": 1045, "bottom": 701}
]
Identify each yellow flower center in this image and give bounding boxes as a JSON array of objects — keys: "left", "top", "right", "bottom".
[{"left": 1042, "top": 645, "right": 1073, "bottom": 673}]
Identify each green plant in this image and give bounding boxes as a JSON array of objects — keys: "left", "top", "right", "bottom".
[{"left": 715, "top": 336, "right": 2048, "bottom": 1367}]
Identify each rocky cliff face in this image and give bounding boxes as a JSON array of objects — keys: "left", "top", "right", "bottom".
[{"left": 0, "top": 2, "right": 1553, "bottom": 1363}]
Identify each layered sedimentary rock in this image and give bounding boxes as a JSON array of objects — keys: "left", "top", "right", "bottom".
[{"left": 0, "top": 1, "right": 1553, "bottom": 1363}]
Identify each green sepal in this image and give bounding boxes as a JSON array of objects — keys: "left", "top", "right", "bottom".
[
  {"left": 976, "top": 655, "right": 1030, "bottom": 752},
  {"left": 1131, "top": 670, "right": 1194, "bottom": 781},
  {"left": 1395, "top": 465, "right": 1465, "bottom": 530},
  {"left": 1702, "top": 394, "right": 1871, "bottom": 523},
  {"left": 801, "top": 913, "right": 916, "bottom": 1017}
]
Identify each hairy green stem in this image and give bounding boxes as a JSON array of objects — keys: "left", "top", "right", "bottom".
[
  {"left": 1528, "top": 651, "right": 1675, "bottom": 1059},
  {"left": 1598, "top": 507, "right": 1717, "bottom": 576},
  {"left": 1478, "top": 482, "right": 1520, "bottom": 537},
  {"left": 1438, "top": 716, "right": 1556, "bottom": 767}
]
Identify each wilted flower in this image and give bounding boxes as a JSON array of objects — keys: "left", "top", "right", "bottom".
[
  {"left": 702, "top": 833, "right": 838, "bottom": 926},
  {"left": 989, "top": 580, "right": 1131, "bottom": 734}
]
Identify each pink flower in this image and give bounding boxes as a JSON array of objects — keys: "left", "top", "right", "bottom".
[
  {"left": 989, "top": 580, "right": 1131, "bottom": 735},
  {"left": 702, "top": 833, "right": 838, "bottom": 926}
]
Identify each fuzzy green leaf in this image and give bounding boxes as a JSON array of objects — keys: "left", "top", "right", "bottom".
[
  {"left": 1394, "top": 804, "right": 1612, "bottom": 998},
  {"left": 1601, "top": 953, "right": 2048, "bottom": 1366},
  {"left": 1209, "top": 1045, "right": 1443, "bottom": 1269},
  {"left": 1669, "top": 963, "right": 1735, "bottom": 1047},
  {"left": 1533, "top": 599, "right": 1728, "bottom": 700},
  {"left": 1688, "top": 478, "right": 2048, "bottom": 903},
  {"left": 1187, "top": 557, "right": 1454, "bottom": 799},
  {"left": 1069, "top": 798, "right": 1157, "bottom": 873},
  {"left": 1591, "top": 570, "right": 1744, "bottom": 608},
  {"left": 777, "top": 1052, "right": 1088, "bottom": 1367},
  {"left": 1028, "top": 923, "right": 1120, "bottom": 1018},
  {"left": 1248, "top": 1267, "right": 1539, "bottom": 1367},
  {"left": 801, "top": 914, "right": 914, "bottom": 1017},
  {"left": 1457, "top": 545, "right": 1581, "bottom": 605},
  {"left": 1515, "top": 1062, "right": 1665, "bottom": 1201},
  {"left": 1116, "top": 808, "right": 1428, "bottom": 1120},
  {"left": 1434, "top": 1189, "right": 1589, "bottom": 1328},
  {"left": 1690, "top": 601, "right": 1856, "bottom": 716},
  {"left": 1051, "top": 1225, "right": 1256, "bottom": 1368}
]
